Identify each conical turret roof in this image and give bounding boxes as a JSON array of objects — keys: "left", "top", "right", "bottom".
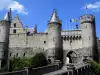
[
  {"left": 49, "top": 9, "right": 61, "bottom": 24},
  {"left": 4, "top": 12, "right": 9, "bottom": 21}
]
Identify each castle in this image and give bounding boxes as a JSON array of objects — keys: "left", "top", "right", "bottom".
[{"left": 0, "top": 9, "right": 99, "bottom": 68}]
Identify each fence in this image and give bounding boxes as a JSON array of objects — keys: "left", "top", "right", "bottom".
[{"left": 0, "top": 64, "right": 60, "bottom": 75}]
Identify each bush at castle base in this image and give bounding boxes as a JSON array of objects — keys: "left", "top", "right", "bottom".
[
  {"left": 88, "top": 60, "right": 100, "bottom": 75},
  {"left": 9, "top": 52, "right": 48, "bottom": 71},
  {"left": 31, "top": 53, "right": 48, "bottom": 68},
  {"left": 10, "top": 57, "right": 31, "bottom": 71}
]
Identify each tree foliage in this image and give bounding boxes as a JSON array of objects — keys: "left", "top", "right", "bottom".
[
  {"left": 31, "top": 53, "right": 48, "bottom": 68},
  {"left": 10, "top": 57, "right": 31, "bottom": 71},
  {"left": 88, "top": 60, "right": 100, "bottom": 75},
  {"left": 9, "top": 52, "right": 48, "bottom": 71}
]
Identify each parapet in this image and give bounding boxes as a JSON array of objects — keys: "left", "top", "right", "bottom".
[
  {"left": 62, "top": 35, "right": 82, "bottom": 41},
  {"left": 80, "top": 14, "right": 95, "bottom": 24},
  {"left": 0, "top": 20, "right": 9, "bottom": 26}
]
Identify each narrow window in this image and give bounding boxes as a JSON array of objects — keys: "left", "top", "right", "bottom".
[
  {"left": 67, "top": 36, "right": 69, "bottom": 41},
  {"left": 89, "top": 37, "right": 90, "bottom": 40},
  {"left": 73, "top": 36, "right": 75, "bottom": 40},
  {"left": 10, "top": 53, "right": 12, "bottom": 56},
  {"left": 64, "top": 36, "right": 66, "bottom": 41},
  {"left": 23, "top": 53, "right": 25, "bottom": 56},
  {"left": 76, "top": 36, "right": 78, "bottom": 40},
  {"left": 16, "top": 53, "right": 18, "bottom": 57},
  {"left": 13, "top": 29, "right": 16, "bottom": 33},
  {"left": 44, "top": 41, "right": 46, "bottom": 44},
  {"left": 53, "top": 38, "right": 54, "bottom": 42},
  {"left": 3, "top": 52, "right": 5, "bottom": 56},
  {"left": 27, "top": 32, "right": 30, "bottom": 35},
  {"left": 14, "top": 23, "right": 16, "bottom": 27},
  {"left": 86, "top": 25, "right": 87, "bottom": 28},
  {"left": 79, "top": 36, "right": 81, "bottom": 40}
]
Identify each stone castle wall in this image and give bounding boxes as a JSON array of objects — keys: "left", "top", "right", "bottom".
[
  {"left": 9, "top": 14, "right": 84, "bottom": 58},
  {"left": 62, "top": 30, "right": 82, "bottom": 50},
  {"left": 9, "top": 33, "right": 48, "bottom": 48},
  {"left": 9, "top": 29, "right": 83, "bottom": 58},
  {"left": 9, "top": 32, "right": 48, "bottom": 58}
]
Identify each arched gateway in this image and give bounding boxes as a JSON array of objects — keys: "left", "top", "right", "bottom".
[{"left": 66, "top": 51, "right": 77, "bottom": 64}]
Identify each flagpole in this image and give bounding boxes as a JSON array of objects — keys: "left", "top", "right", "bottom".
[
  {"left": 69, "top": 19, "right": 70, "bottom": 35},
  {"left": 69, "top": 19, "right": 70, "bottom": 30},
  {"left": 67, "top": 20, "right": 69, "bottom": 35},
  {"left": 85, "top": 5, "right": 88, "bottom": 14},
  {"left": 72, "top": 23, "right": 73, "bottom": 36},
  {"left": 66, "top": 20, "right": 67, "bottom": 35},
  {"left": 66, "top": 20, "right": 67, "bottom": 30}
]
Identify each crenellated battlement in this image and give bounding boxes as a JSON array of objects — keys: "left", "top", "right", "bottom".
[
  {"left": 80, "top": 14, "right": 95, "bottom": 24},
  {"left": 62, "top": 35, "right": 82, "bottom": 41}
]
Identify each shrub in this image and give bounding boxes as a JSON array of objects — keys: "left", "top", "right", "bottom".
[
  {"left": 9, "top": 52, "right": 48, "bottom": 71},
  {"left": 88, "top": 60, "right": 100, "bottom": 75},
  {"left": 31, "top": 53, "right": 48, "bottom": 68},
  {"left": 10, "top": 57, "right": 31, "bottom": 71}
]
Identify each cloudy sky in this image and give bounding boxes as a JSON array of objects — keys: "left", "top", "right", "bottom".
[{"left": 0, "top": 0, "right": 100, "bottom": 37}]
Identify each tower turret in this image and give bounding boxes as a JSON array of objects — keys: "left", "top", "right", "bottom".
[
  {"left": 47, "top": 10, "right": 63, "bottom": 63},
  {"left": 0, "top": 11, "right": 11, "bottom": 69},
  {"left": 80, "top": 14, "right": 98, "bottom": 61},
  {"left": 33, "top": 24, "right": 37, "bottom": 33}
]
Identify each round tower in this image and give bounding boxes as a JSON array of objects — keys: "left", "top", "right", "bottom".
[
  {"left": 0, "top": 20, "right": 10, "bottom": 68},
  {"left": 80, "top": 14, "right": 98, "bottom": 61},
  {"left": 0, "top": 12, "right": 11, "bottom": 68},
  {"left": 47, "top": 10, "right": 63, "bottom": 63}
]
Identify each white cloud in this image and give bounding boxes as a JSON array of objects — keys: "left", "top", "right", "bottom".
[
  {"left": 84, "top": 2, "right": 100, "bottom": 12},
  {"left": 0, "top": 0, "right": 28, "bottom": 15}
]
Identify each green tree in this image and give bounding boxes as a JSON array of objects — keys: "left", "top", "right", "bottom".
[
  {"left": 31, "top": 53, "right": 48, "bottom": 68},
  {"left": 88, "top": 60, "right": 100, "bottom": 75},
  {"left": 9, "top": 52, "right": 48, "bottom": 71},
  {"left": 10, "top": 57, "right": 31, "bottom": 71}
]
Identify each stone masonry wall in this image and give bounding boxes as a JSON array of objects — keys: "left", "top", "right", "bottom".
[{"left": 9, "top": 33, "right": 48, "bottom": 58}]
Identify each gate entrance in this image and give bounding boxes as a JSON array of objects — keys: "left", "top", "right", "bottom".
[{"left": 66, "top": 51, "right": 77, "bottom": 64}]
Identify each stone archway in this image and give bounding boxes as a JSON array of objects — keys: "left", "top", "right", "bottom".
[{"left": 66, "top": 51, "right": 77, "bottom": 64}]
